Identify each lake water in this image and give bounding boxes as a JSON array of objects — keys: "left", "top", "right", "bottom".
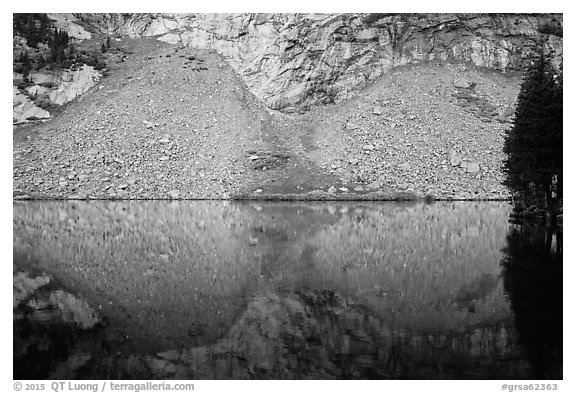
[{"left": 13, "top": 201, "right": 562, "bottom": 379}]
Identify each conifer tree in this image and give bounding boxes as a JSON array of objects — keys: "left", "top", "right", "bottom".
[{"left": 503, "top": 44, "right": 563, "bottom": 212}]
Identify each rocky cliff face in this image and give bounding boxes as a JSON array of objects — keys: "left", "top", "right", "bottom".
[
  {"left": 48, "top": 65, "right": 101, "bottom": 105},
  {"left": 13, "top": 65, "right": 101, "bottom": 123},
  {"left": 13, "top": 13, "right": 563, "bottom": 200},
  {"left": 70, "top": 13, "right": 562, "bottom": 111},
  {"left": 13, "top": 86, "right": 51, "bottom": 123}
]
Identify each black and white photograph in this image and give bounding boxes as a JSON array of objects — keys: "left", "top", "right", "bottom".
[{"left": 11, "top": 5, "right": 564, "bottom": 384}]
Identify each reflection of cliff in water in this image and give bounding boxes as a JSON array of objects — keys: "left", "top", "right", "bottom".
[
  {"left": 14, "top": 201, "right": 512, "bottom": 352},
  {"left": 141, "top": 289, "right": 528, "bottom": 379},
  {"left": 18, "top": 283, "right": 527, "bottom": 379},
  {"left": 13, "top": 271, "right": 104, "bottom": 379},
  {"left": 501, "top": 223, "right": 563, "bottom": 379},
  {"left": 13, "top": 201, "right": 560, "bottom": 379}
]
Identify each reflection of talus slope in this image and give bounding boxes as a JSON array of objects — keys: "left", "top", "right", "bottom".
[
  {"left": 13, "top": 201, "right": 265, "bottom": 351},
  {"left": 13, "top": 201, "right": 512, "bottom": 351},
  {"left": 79, "top": 289, "right": 524, "bottom": 379},
  {"left": 305, "top": 202, "right": 511, "bottom": 331},
  {"left": 245, "top": 202, "right": 512, "bottom": 333}
]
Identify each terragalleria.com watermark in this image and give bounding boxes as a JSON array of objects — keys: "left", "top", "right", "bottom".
[{"left": 13, "top": 381, "right": 195, "bottom": 392}]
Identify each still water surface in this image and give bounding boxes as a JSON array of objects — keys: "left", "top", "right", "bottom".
[{"left": 13, "top": 201, "right": 562, "bottom": 379}]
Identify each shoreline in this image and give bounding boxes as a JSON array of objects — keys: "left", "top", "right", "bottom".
[{"left": 12, "top": 193, "right": 512, "bottom": 202}]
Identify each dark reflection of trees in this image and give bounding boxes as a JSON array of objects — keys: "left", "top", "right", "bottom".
[{"left": 501, "top": 223, "right": 562, "bottom": 379}]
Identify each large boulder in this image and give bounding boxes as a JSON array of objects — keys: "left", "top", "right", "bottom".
[
  {"left": 450, "top": 151, "right": 462, "bottom": 167},
  {"left": 29, "top": 71, "right": 60, "bottom": 86},
  {"left": 26, "top": 85, "right": 49, "bottom": 96},
  {"left": 48, "top": 13, "right": 92, "bottom": 40},
  {"left": 49, "top": 65, "right": 101, "bottom": 105},
  {"left": 13, "top": 86, "right": 51, "bottom": 123},
  {"left": 467, "top": 162, "right": 481, "bottom": 173}
]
